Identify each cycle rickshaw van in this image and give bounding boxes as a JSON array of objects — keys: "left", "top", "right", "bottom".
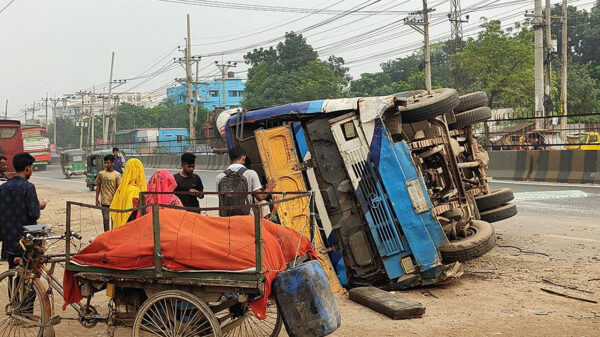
[
  {"left": 217, "top": 96, "right": 460, "bottom": 290},
  {"left": 60, "top": 149, "right": 87, "bottom": 179}
]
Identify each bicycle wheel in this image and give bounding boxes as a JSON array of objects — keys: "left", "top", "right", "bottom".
[
  {"left": 0, "top": 269, "right": 51, "bottom": 337},
  {"left": 222, "top": 298, "right": 282, "bottom": 337},
  {"left": 132, "top": 290, "right": 222, "bottom": 337}
]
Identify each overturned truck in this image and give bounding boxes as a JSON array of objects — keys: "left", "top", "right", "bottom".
[{"left": 216, "top": 89, "right": 517, "bottom": 290}]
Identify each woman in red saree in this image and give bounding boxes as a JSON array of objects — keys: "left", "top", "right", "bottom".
[{"left": 145, "top": 169, "right": 183, "bottom": 212}]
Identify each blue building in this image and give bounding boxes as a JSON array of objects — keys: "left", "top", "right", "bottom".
[{"left": 167, "top": 77, "right": 245, "bottom": 110}]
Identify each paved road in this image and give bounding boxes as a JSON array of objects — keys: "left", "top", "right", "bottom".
[
  {"left": 31, "top": 165, "right": 221, "bottom": 193},
  {"left": 488, "top": 181, "right": 600, "bottom": 260}
]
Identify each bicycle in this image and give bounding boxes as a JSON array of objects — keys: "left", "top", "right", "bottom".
[{"left": 0, "top": 224, "right": 98, "bottom": 337}]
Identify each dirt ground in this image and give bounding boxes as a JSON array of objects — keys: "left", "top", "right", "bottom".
[{"left": 1, "top": 183, "right": 599, "bottom": 337}]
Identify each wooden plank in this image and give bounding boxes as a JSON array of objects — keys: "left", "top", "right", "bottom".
[{"left": 349, "top": 286, "right": 426, "bottom": 320}]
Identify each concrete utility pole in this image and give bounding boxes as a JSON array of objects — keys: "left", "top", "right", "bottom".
[
  {"left": 534, "top": 0, "right": 545, "bottom": 130},
  {"left": 105, "top": 52, "right": 115, "bottom": 143},
  {"left": 5, "top": 99, "right": 8, "bottom": 119},
  {"left": 215, "top": 60, "right": 237, "bottom": 109},
  {"left": 49, "top": 97, "right": 61, "bottom": 146},
  {"left": 195, "top": 60, "right": 200, "bottom": 133},
  {"left": 43, "top": 93, "right": 49, "bottom": 126},
  {"left": 544, "top": 0, "right": 554, "bottom": 126},
  {"left": 560, "top": 0, "right": 568, "bottom": 133},
  {"left": 185, "top": 14, "right": 196, "bottom": 144},
  {"left": 404, "top": 1, "right": 435, "bottom": 93}
]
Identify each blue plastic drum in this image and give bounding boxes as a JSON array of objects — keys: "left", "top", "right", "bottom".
[{"left": 273, "top": 260, "right": 341, "bottom": 337}]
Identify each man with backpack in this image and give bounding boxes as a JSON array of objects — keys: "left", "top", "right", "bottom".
[{"left": 216, "top": 147, "right": 275, "bottom": 217}]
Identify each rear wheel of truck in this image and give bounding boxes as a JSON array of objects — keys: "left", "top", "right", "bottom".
[
  {"left": 399, "top": 88, "right": 460, "bottom": 123},
  {"left": 440, "top": 220, "right": 496, "bottom": 262},
  {"left": 455, "top": 91, "right": 488, "bottom": 113},
  {"left": 475, "top": 188, "right": 514, "bottom": 211},
  {"left": 479, "top": 203, "right": 518, "bottom": 223},
  {"left": 450, "top": 107, "right": 492, "bottom": 129}
]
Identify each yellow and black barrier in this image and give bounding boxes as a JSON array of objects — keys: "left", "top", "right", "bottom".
[{"left": 488, "top": 150, "right": 599, "bottom": 184}]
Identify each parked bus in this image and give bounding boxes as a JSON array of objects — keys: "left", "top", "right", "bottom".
[
  {"left": 22, "top": 126, "right": 51, "bottom": 169},
  {"left": 0, "top": 120, "right": 25, "bottom": 176}
]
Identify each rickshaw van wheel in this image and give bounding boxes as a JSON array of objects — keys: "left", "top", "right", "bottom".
[
  {"left": 132, "top": 290, "right": 222, "bottom": 337},
  {"left": 223, "top": 298, "right": 282, "bottom": 337},
  {"left": 440, "top": 220, "right": 496, "bottom": 262}
]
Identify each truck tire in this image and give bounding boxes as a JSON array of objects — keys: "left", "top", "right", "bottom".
[
  {"left": 455, "top": 91, "right": 488, "bottom": 113},
  {"left": 399, "top": 88, "right": 460, "bottom": 123},
  {"left": 475, "top": 188, "right": 514, "bottom": 211},
  {"left": 479, "top": 203, "right": 518, "bottom": 223},
  {"left": 450, "top": 107, "right": 492, "bottom": 129},
  {"left": 440, "top": 220, "right": 496, "bottom": 262}
]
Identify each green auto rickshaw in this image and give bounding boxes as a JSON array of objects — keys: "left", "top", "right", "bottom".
[
  {"left": 60, "top": 149, "right": 87, "bottom": 179},
  {"left": 86, "top": 149, "right": 125, "bottom": 191}
]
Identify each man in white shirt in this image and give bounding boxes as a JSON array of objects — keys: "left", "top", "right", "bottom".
[{"left": 216, "top": 147, "right": 275, "bottom": 216}]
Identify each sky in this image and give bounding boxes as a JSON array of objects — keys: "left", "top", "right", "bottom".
[{"left": 0, "top": 0, "right": 595, "bottom": 120}]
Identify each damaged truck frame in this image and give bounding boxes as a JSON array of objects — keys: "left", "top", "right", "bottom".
[{"left": 216, "top": 89, "right": 515, "bottom": 289}]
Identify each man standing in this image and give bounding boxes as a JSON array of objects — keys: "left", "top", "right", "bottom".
[
  {"left": 112, "top": 147, "right": 125, "bottom": 174},
  {"left": 0, "top": 156, "right": 7, "bottom": 179},
  {"left": 216, "top": 147, "right": 275, "bottom": 216},
  {"left": 173, "top": 152, "right": 204, "bottom": 210},
  {"left": 0, "top": 153, "right": 47, "bottom": 268},
  {"left": 95, "top": 155, "right": 122, "bottom": 231}
]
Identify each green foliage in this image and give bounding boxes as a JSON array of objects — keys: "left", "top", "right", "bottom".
[
  {"left": 452, "top": 20, "right": 535, "bottom": 109},
  {"left": 241, "top": 32, "right": 350, "bottom": 109},
  {"left": 48, "top": 118, "right": 81, "bottom": 149},
  {"left": 564, "top": 63, "right": 600, "bottom": 114},
  {"left": 349, "top": 42, "right": 451, "bottom": 97}
]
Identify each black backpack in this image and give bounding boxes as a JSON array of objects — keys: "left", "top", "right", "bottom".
[{"left": 218, "top": 167, "right": 251, "bottom": 216}]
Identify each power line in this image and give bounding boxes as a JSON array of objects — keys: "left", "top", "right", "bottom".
[{"left": 0, "top": 0, "right": 16, "bottom": 15}]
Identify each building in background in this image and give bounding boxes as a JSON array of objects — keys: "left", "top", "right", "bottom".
[
  {"left": 167, "top": 75, "right": 245, "bottom": 110},
  {"left": 114, "top": 128, "right": 189, "bottom": 154},
  {"left": 54, "top": 92, "right": 159, "bottom": 120}
]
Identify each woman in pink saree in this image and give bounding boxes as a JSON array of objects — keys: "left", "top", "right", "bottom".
[{"left": 145, "top": 169, "right": 183, "bottom": 212}]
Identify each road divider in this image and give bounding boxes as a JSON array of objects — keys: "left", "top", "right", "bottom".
[
  {"left": 488, "top": 150, "right": 600, "bottom": 184},
  {"left": 139, "top": 154, "right": 229, "bottom": 171}
]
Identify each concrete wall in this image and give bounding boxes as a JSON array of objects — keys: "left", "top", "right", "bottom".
[
  {"left": 139, "top": 154, "right": 229, "bottom": 171},
  {"left": 488, "top": 150, "right": 599, "bottom": 184}
]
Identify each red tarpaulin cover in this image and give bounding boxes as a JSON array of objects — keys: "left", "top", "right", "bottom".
[{"left": 63, "top": 208, "right": 316, "bottom": 318}]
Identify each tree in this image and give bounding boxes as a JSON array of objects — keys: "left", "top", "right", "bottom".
[
  {"left": 564, "top": 64, "right": 600, "bottom": 115},
  {"left": 241, "top": 32, "right": 350, "bottom": 109},
  {"left": 451, "top": 20, "right": 535, "bottom": 110}
]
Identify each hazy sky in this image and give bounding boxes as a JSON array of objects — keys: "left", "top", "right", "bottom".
[{"left": 0, "top": 0, "right": 594, "bottom": 120}]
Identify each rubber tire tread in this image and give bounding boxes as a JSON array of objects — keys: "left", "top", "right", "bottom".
[
  {"left": 475, "top": 188, "right": 514, "bottom": 211},
  {"left": 400, "top": 88, "right": 460, "bottom": 123},
  {"left": 455, "top": 91, "right": 488, "bottom": 113},
  {"left": 479, "top": 203, "right": 518, "bottom": 223},
  {"left": 440, "top": 220, "right": 496, "bottom": 262},
  {"left": 451, "top": 107, "right": 492, "bottom": 129}
]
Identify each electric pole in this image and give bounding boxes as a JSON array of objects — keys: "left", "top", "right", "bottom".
[
  {"left": 560, "top": 0, "right": 568, "bottom": 133},
  {"left": 4, "top": 99, "right": 8, "bottom": 119},
  {"left": 43, "top": 93, "right": 49, "bottom": 126},
  {"left": 544, "top": 0, "right": 554, "bottom": 126},
  {"left": 404, "top": 1, "right": 434, "bottom": 93},
  {"left": 448, "top": 0, "right": 468, "bottom": 54},
  {"left": 106, "top": 52, "right": 115, "bottom": 144},
  {"left": 195, "top": 60, "right": 200, "bottom": 135},
  {"left": 49, "top": 97, "right": 61, "bottom": 146},
  {"left": 526, "top": 1, "right": 545, "bottom": 130},
  {"left": 215, "top": 60, "right": 237, "bottom": 109},
  {"left": 186, "top": 14, "right": 196, "bottom": 144}
]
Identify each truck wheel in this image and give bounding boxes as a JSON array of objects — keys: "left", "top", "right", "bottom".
[
  {"left": 479, "top": 203, "right": 518, "bottom": 223},
  {"left": 475, "top": 188, "right": 514, "bottom": 211},
  {"left": 399, "top": 88, "right": 460, "bottom": 123},
  {"left": 455, "top": 91, "right": 488, "bottom": 113},
  {"left": 450, "top": 107, "right": 492, "bottom": 129},
  {"left": 440, "top": 220, "right": 496, "bottom": 262}
]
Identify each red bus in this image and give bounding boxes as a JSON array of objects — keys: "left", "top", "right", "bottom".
[{"left": 0, "top": 120, "right": 25, "bottom": 174}]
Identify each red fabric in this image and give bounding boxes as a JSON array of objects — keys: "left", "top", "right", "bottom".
[
  {"left": 145, "top": 170, "right": 183, "bottom": 214},
  {"left": 62, "top": 209, "right": 316, "bottom": 318}
]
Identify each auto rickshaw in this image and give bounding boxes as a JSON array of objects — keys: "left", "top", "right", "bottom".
[
  {"left": 85, "top": 149, "right": 125, "bottom": 191},
  {"left": 60, "top": 149, "right": 86, "bottom": 179}
]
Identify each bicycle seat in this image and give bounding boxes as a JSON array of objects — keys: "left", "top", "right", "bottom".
[{"left": 23, "top": 224, "right": 52, "bottom": 237}]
